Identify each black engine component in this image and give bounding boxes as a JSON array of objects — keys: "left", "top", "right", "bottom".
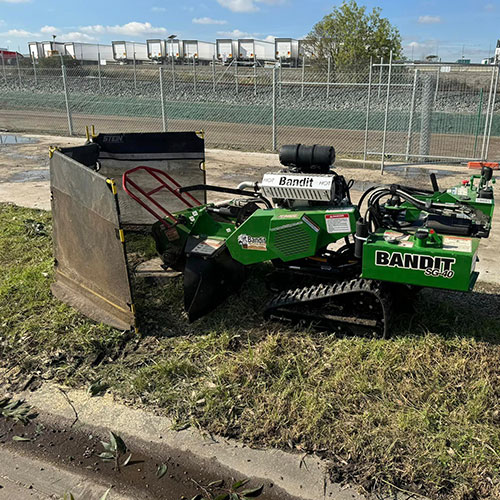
[{"left": 279, "top": 144, "right": 335, "bottom": 174}]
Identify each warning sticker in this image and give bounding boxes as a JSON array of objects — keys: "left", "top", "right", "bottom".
[
  {"left": 192, "top": 238, "right": 224, "bottom": 256},
  {"left": 442, "top": 236, "right": 472, "bottom": 253},
  {"left": 325, "top": 213, "right": 351, "bottom": 234}
]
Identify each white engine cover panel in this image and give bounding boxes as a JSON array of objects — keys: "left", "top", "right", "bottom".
[{"left": 260, "top": 172, "right": 334, "bottom": 201}]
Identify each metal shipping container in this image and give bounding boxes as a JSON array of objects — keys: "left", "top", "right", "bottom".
[
  {"left": 28, "top": 42, "right": 44, "bottom": 59},
  {"left": 112, "top": 41, "right": 149, "bottom": 62},
  {"left": 216, "top": 39, "right": 238, "bottom": 61},
  {"left": 65, "top": 42, "right": 113, "bottom": 63},
  {"left": 41, "top": 41, "right": 66, "bottom": 57},
  {"left": 147, "top": 39, "right": 166, "bottom": 61},
  {"left": 275, "top": 38, "right": 299, "bottom": 61},
  {"left": 238, "top": 39, "right": 275, "bottom": 61}
]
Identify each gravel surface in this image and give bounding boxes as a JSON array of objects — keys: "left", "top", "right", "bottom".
[{"left": 1, "top": 73, "right": 499, "bottom": 115}]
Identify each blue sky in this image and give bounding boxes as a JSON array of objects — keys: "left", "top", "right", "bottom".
[{"left": 0, "top": 0, "right": 498, "bottom": 62}]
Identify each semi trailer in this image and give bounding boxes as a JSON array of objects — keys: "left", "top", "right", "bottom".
[
  {"left": 147, "top": 39, "right": 166, "bottom": 62},
  {"left": 64, "top": 42, "right": 113, "bottom": 63},
  {"left": 182, "top": 40, "right": 216, "bottom": 62},
  {"left": 216, "top": 39, "right": 238, "bottom": 63},
  {"left": 275, "top": 38, "right": 300, "bottom": 65},
  {"left": 112, "top": 41, "right": 149, "bottom": 63},
  {"left": 238, "top": 39, "right": 275, "bottom": 62},
  {"left": 41, "top": 41, "right": 66, "bottom": 57}
]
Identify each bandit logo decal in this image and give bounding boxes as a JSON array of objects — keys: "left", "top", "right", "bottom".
[
  {"left": 238, "top": 234, "right": 267, "bottom": 251},
  {"left": 375, "top": 250, "right": 456, "bottom": 279}
]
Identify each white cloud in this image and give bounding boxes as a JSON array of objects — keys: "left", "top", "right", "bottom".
[
  {"left": 63, "top": 31, "right": 97, "bottom": 42},
  {"left": 217, "top": 28, "right": 252, "bottom": 38},
  {"left": 0, "top": 0, "right": 32, "bottom": 3},
  {"left": 151, "top": 6, "right": 166, "bottom": 12},
  {"left": 264, "top": 35, "right": 275, "bottom": 42},
  {"left": 193, "top": 17, "right": 227, "bottom": 25},
  {"left": 418, "top": 15, "right": 442, "bottom": 24},
  {"left": 40, "top": 25, "right": 60, "bottom": 34},
  {"left": 217, "top": 0, "right": 284, "bottom": 12},
  {"left": 217, "top": 0, "right": 258, "bottom": 13},
  {"left": 80, "top": 21, "right": 167, "bottom": 37},
  {"left": 2, "top": 28, "right": 35, "bottom": 37}
]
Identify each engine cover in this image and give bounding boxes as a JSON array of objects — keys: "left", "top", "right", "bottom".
[{"left": 260, "top": 172, "right": 335, "bottom": 202}]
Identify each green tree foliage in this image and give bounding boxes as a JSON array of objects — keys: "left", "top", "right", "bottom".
[{"left": 303, "top": 0, "right": 403, "bottom": 70}]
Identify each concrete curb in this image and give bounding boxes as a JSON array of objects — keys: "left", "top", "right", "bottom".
[{"left": 21, "top": 384, "right": 364, "bottom": 500}]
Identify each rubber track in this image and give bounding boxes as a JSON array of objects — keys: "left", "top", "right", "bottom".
[{"left": 264, "top": 278, "right": 393, "bottom": 338}]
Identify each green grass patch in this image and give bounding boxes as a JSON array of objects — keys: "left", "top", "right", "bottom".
[{"left": 1, "top": 203, "right": 500, "bottom": 499}]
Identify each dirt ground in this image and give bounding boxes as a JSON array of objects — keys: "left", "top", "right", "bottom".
[{"left": 1, "top": 132, "right": 499, "bottom": 284}]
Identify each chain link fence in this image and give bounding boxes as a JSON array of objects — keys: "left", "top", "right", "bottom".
[{"left": 1, "top": 58, "right": 499, "bottom": 165}]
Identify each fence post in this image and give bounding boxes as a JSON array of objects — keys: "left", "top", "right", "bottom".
[
  {"left": 473, "top": 88, "right": 484, "bottom": 158},
  {"left": 31, "top": 55, "right": 37, "bottom": 86},
  {"left": 279, "top": 57, "right": 282, "bottom": 99},
  {"left": 485, "top": 65, "right": 499, "bottom": 160},
  {"left": 133, "top": 44, "right": 137, "bottom": 93},
  {"left": 254, "top": 54, "right": 257, "bottom": 97},
  {"left": 212, "top": 55, "right": 216, "bottom": 93},
  {"left": 97, "top": 44, "right": 102, "bottom": 93},
  {"left": 272, "top": 66, "right": 277, "bottom": 151},
  {"left": 171, "top": 53, "right": 176, "bottom": 92},
  {"left": 326, "top": 56, "right": 331, "bottom": 99},
  {"left": 301, "top": 56, "right": 306, "bottom": 99},
  {"left": 434, "top": 68, "right": 440, "bottom": 103},
  {"left": 405, "top": 68, "right": 419, "bottom": 162},
  {"left": 377, "top": 56, "right": 383, "bottom": 99},
  {"left": 235, "top": 60, "right": 239, "bottom": 94},
  {"left": 380, "top": 50, "right": 393, "bottom": 174},
  {"left": 363, "top": 56, "right": 373, "bottom": 162},
  {"left": 1, "top": 53, "right": 6, "bottom": 83},
  {"left": 418, "top": 73, "right": 434, "bottom": 162},
  {"left": 193, "top": 56, "right": 197, "bottom": 94},
  {"left": 61, "top": 64, "right": 74, "bottom": 136},
  {"left": 16, "top": 52, "right": 21, "bottom": 86},
  {"left": 159, "top": 66, "right": 167, "bottom": 132},
  {"left": 481, "top": 68, "right": 495, "bottom": 160}
]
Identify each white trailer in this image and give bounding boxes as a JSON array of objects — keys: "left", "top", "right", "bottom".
[
  {"left": 216, "top": 39, "right": 238, "bottom": 62},
  {"left": 182, "top": 40, "right": 215, "bottom": 62},
  {"left": 112, "top": 41, "right": 149, "bottom": 63},
  {"left": 238, "top": 39, "right": 275, "bottom": 62},
  {"left": 28, "top": 42, "right": 44, "bottom": 59},
  {"left": 41, "top": 41, "right": 66, "bottom": 57},
  {"left": 166, "top": 39, "right": 183, "bottom": 60},
  {"left": 147, "top": 39, "right": 166, "bottom": 61},
  {"left": 65, "top": 42, "right": 113, "bottom": 63},
  {"left": 275, "top": 38, "right": 299, "bottom": 63}
]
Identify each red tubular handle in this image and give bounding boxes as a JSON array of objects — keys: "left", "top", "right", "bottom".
[{"left": 122, "top": 166, "right": 202, "bottom": 228}]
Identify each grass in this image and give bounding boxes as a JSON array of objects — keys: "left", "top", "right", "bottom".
[{"left": 1, "top": 202, "right": 500, "bottom": 499}]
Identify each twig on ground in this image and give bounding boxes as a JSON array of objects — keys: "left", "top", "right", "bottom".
[{"left": 57, "top": 388, "right": 79, "bottom": 427}]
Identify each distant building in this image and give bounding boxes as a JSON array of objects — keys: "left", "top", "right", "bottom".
[
  {"left": 481, "top": 56, "right": 495, "bottom": 65},
  {"left": 0, "top": 48, "right": 23, "bottom": 64},
  {"left": 496, "top": 40, "right": 500, "bottom": 64}
]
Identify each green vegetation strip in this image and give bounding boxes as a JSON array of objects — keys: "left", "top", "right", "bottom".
[
  {"left": 1, "top": 90, "right": 500, "bottom": 135},
  {"left": 1, "top": 203, "right": 500, "bottom": 499}
]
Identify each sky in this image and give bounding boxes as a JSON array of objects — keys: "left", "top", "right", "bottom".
[{"left": 0, "top": 0, "right": 498, "bottom": 62}]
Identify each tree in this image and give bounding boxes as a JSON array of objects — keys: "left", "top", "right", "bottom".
[{"left": 303, "top": 0, "right": 402, "bottom": 70}]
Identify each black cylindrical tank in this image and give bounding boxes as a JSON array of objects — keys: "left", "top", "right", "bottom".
[{"left": 279, "top": 144, "right": 335, "bottom": 173}]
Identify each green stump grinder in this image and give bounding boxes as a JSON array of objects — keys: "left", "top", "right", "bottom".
[{"left": 122, "top": 144, "right": 495, "bottom": 337}]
